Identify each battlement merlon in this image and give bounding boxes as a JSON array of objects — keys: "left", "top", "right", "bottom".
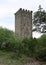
[{"left": 14, "top": 8, "right": 33, "bottom": 15}]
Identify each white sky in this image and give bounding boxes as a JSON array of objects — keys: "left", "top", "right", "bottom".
[{"left": 0, "top": 0, "right": 46, "bottom": 38}]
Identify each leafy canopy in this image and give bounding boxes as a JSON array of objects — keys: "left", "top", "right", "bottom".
[{"left": 33, "top": 5, "right": 46, "bottom": 25}]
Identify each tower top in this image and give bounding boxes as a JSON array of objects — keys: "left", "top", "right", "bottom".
[{"left": 15, "top": 8, "right": 32, "bottom": 15}]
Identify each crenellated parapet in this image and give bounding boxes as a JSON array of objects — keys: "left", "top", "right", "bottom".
[
  {"left": 19, "top": 8, "right": 32, "bottom": 13},
  {"left": 15, "top": 8, "right": 32, "bottom": 15}
]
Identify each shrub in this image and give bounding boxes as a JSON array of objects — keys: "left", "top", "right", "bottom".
[
  {"left": 35, "top": 34, "right": 46, "bottom": 61},
  {"left": 0, "top": 27, "right": 46, "bottom": 61},
  {"left": 22, "top": 38, "right": 37, "bottom": 57}
]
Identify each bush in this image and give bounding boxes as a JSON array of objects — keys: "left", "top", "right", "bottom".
[
  {"left": 22, "top": 38, "right": 37, "bottom": 57},
  {"left": 0, "top": 28, "right": 15, "bottom": 51},
  {"left": 36, "top": 48, "right": 46, "bottom": 61},
  {"left": 0, "top": 27, "right": 46, "bottom": 61},
  {"left": 35, "top": 34, "right": 46, "bottom": 61}
]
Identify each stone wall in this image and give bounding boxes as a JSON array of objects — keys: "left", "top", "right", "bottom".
[{"left": 15, "top": 8, "right": 32, "bottom": 38}]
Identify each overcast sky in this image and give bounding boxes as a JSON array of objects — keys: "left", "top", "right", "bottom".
[{"left": 0, "top": 0, "right": 46, "bottom": 31}]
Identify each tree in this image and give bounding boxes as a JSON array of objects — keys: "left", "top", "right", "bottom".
[{"left": 33, "top": 5, "right": 46, "bottom": 25}]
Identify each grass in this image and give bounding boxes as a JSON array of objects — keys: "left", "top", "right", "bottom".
[{"left": 0, "top": 50, "right": 33, "bottom": 65}]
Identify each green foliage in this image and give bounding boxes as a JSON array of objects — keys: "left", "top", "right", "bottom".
[
  {"left": 33, "top": 5, "right": 46, "bottom": 25},
  {"left": 35, "top": 35, "right": 46, "bottom": 61},
  {"left": 0, "top": 27, "right": 15, "bottom": 51},
  {"left": 22, "top": 38, "right": 37, "bottom": 57},
  {"left": 0, "top": 27, "right": 46, "bottom": 61}
]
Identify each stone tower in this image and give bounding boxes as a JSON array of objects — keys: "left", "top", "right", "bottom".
[{"left": 15, "top": 8, "right": 32, "bottom": 38}]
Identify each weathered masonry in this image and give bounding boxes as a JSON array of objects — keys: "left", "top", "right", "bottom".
[{"left": 15, "top": 8, "right": 32, "bottom": 38}]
